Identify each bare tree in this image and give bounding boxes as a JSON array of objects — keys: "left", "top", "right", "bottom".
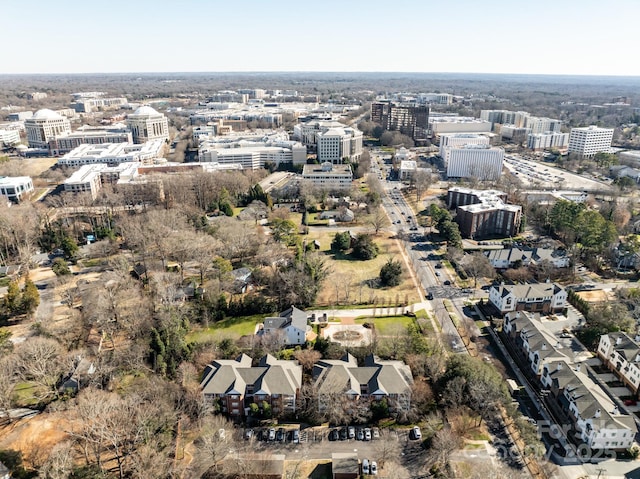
[
  {"left": 14, "top": 337, "right": 67, "bottom": 402},
  {"left": 373, "top": 430, "right": 401, "bottom": 468},
  {"left": 414, "top": 169, "right": 433, "bottom": 201},
  {"left": 459, "top": 252, "right": 495, "bottom": 288},
  {"left": 368, "top": 206, "right": 390, "bottom": 234}
]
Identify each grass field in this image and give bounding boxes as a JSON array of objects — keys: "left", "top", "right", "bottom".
[
  {"left": 187, "top": 314, "right": 265, "bottom": 343},
  {"left": 304, "top": 229, "right": 420, "bottom": 307},
  {"left": 355, "top": 315, "right": 415, "bottom": 335}
]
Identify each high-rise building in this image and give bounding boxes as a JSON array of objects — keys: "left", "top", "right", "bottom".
[
  {"left": 126, "top": 106, "right": 169, "bottom": 144},
  {"left": 371, "top": 101, "right": 429, "bottom": 140},
  {"left": 527, "top": 132, "right": 569, "bottom": 152},
  {"left": 24, "top": 109, "right": 71, "bottom": 148},
  {"left": 568, "top": 126, "right": 614, "bottom": 158}
]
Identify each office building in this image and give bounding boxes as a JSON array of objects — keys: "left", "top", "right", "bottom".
[
  {"left": 25, "top": 109, "right": 72, "bottom": 148},
  {"left": 439, "top": 133, "right": 490, "bottom": 157},
  {"left": 63, "top": 165, "right": 104, "bottom": 199},
  {"left": 126, "top": 106, "right": 169, "bottom": 144},
  {"left": 525, "top": 116, "right": 562, "bottom": 135},
  {"left": 48, "top": 124, "right": 132, "bottom": 155},
  {"left": 58, "top": 140, "right": 165, "bottom": 167},
  {"left": 7, "top": 111, "right": 33, "bottom": 121},
  {"left": 447, "top": 187, "right": 522, "bottom": 239},
  {"left": 481, "top": 110, "right": 529, "bottom": 129},
  {"left": 0, "top": 176, "right": 34, "bottom": 202},
  {"left": 527, "top": 132, "right": 569, "bottom": 152},
  {"left": 568, "top": 126, "right": 614, "bottom": 158},
  {"left": 199, "top": 135, "right": 306, "bottom": 169},
  {"left": 443, "top": 144, "right": 504, "bottom": 180},
  {"left": 302, "top": 162, "right": 353, "bottom": 190},
  {"left": 430, "top": 117, "right": 491, "bottom": 138},
  {"left": 0, "top": 130, "right": 21, "bottom": 147},
  {"left": 293, "top": 120, "right": 363, "bottom": 163},
  {"left": 499, "top": 125, "right": 531, "bottom": 144},
  {"left": 72, "top": 97, "right": 128, "bottom": 113},
  {"left": 371, "top": 101, "right": 429, "bottom": 140}
]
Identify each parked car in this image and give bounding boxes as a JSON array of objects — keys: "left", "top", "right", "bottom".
[
  {"left": 348, "top": 426, "right": 356, "bottom": 439},
  {"left": 340, "top": 428, "right": 348, "bottom": 440},
  {"left": 293, "top": 429, "right": 300, "bottom": 443},
  {"left": 411, "top": 426, "right": 422, "bottom": 440},
  {"left": 372, "top": 427, "right": 380, "bottom": 439},
  {"left": 435, "top": 263, "right": 443, "bottom": 269},
  {"left": 329, "top": 429, "right": 339, "bottom": 441},
  {"left": 362, "top": 459, "right": 370, "bottom": 475},
  {"left": 364, "top": 428, "right": 372, "bottom": 441},
  {"left": 435, "top": 271, "right": 441, "bottom": 277},
  {"left": 276, "top": 428, "right": 285, "bottom": 442},
  {"left": 268, "top": 428, "right": 276, "bottom": 441},
  {"left": 426, "top": 292, "right": 434, "bottom": 300},
  {"left": 444, "top": 280, "right": 451, "bottom": 285},
  {"left": 357, "top": 428, "right": 365, "bottom": 441},
  {"left": 370, "top": 461, "right": 378, "bottom": 475},
  {"left": 244, "top": 429, "right": 254, "bottom": 440}
]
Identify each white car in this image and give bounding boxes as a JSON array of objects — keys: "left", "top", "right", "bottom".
[
  {"left": 411, "top": 426, "right": 422, "bottom": 440},
  {"left": 370, "top": 461, "right": 378, "bottom": 475},
  {"left": 362, "top": 459, "right": 370, "bottom": 475}
]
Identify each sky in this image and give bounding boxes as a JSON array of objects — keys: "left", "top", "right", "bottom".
[{"left": 3, "top": 0, "right": 640, "bottom": 76}]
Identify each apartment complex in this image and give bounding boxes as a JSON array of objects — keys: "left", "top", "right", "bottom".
[
  {"left": 568, "top": 126, "right": 614, "bottom": 158},
  {"left": 302, "top": 162, "right": 353, "bottom": 190},
  {"left": 25, "top": 109, "right": 72, "bottom": 148},
  {"left": 200, "top": 354, "right": 302, "bottom": 418},
  {"left": 443, "top": 144, "right": 504, "bottom": 181},
  {"left": 371, "top": 101, "right": 429, "bottom": 140},
  {"left": 313, "top": 354, "right": 413, "bottom": 413},
  {"left": 126, "top": 106, "right": 169, "bottom": 144},
  {"left": 0, "top": 176, "right": 34, "bottom": 202},
  {"left": 489, "top": 282, "right": 567, "bottom": 315}
]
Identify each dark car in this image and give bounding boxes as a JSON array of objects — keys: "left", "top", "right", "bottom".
[
  {"left": 444, "top": 280, "right": 451, "bottom": 285},
  {"left": 329, "top": 429, "right": 339, "bottom": 441},
  {"left": 426, "top": 292, "right": 434, "bottom": 300},
  {"left": 340, "top": 428, "right": 348, "bottom": 440},
  {"left": 276, "top": 428, "right": 285, "bottom": 442}
]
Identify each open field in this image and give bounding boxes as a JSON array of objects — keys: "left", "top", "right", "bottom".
[
  {"left": 186, "top": 314, "right": 265, "bottom": 343},
  {"left": 304, "top": 229, "right": 421, "bottom": 307},
  {"left": 0, "top": 157, "right": 57, "bottom": 178}
]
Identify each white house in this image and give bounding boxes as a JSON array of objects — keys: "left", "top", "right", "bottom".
[
  {"left": 489, "top": 282, "right": 566, "bottom": 315},
  {"left": 261, "top": 306, "right": 310, "bottom": 346}
]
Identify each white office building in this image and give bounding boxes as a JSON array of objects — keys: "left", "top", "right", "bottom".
[
  {"left": 198, "top": 136, "right": 306, "bottom": 170},
  {"left": 63, "top": 164, "right": 105, "bottom": 199},
  {"left": 293, "top": 120, "right": 363, "bottom": 163},
  {"left": 443, "top": 144, "right": 504, "bottom": 180},
  {"left": 126, "top": 106, "right": 169, "bottom": 144},
  {"left": 302, "top": 162, "right": 353, "bottom": 190},
  {"left": 49, "top": 124, "right": 132, "bottom": 155},
  {"left": 439, "top": 133, "right": 490, "bottom": 157},
  {"left": 480, "top": 110, "right": 530, "bottom": 129},
  {"left": 0, "top": 130, "right": 21, "bottom": 146},
  {"left": 72, "top": 97, "right": 128, "bottom": 113},
  {"left": 527, "top": 131, "right": 569, "bottom": 152},
  {"left": 430, "top": 117, "right": 492, "bottom": 137},
  {"left": 0, "top": 176, "right": 34, "bottom": 202},
  {"left": 58, "top": 140, "right": 165, "bottom": 167},
  {"left": 24, "top": 109, "right": 71, "bottom": 148},
  {"left": 568, "top": 126, "right": 614, "bottom": 158}
]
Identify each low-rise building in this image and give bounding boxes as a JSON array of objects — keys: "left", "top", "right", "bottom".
[
  {"left": 485, "top": 247, "right": 570, "bottom": 269},
  {"left": 198, "top": 136, "right": 306, "bottom": 169},
  {"left": 63, "top": 164, "right": 104, "bottom": 199},
  {"left": 0, "top": 129, "right": 21, "bottom": 147},
  {"left": 0, "top": 176, "right": 34, "bottom": 202},
  {"left": 200, "top": 354, "right": 302, "bottom": 418},
  {"left": 527, "top": 131, "right": 569, "bottom": 152},
  {"left": 302, "top": 162, "right": 353, "bottom": 190},
  {"left": 489, "top": 282, "right": 567, "bottom": 315},
  {"left": 313, "top": 354, "right": 413, "bottom": 413},
  {"left": 58, "top": 140, "right": 165, "bottom": 167},
  {"left": 72, "top": 96, "right": 128, "bottom": 113},
  {"left": 399, "top": 160, "right": 417, "bottom": 180},
  {"left": 48, "top": 124, "right": 132, "bottom": 155}
]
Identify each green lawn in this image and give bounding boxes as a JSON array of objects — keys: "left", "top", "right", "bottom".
[
  {"left": 187, "top": 314, "right": 265, "bottom": 343},
  {"left": 355, "top": 315, "right": 415, "bottom": 335},
  {"left": 13, "top": 381, "right": 41, "bottom": 406}
]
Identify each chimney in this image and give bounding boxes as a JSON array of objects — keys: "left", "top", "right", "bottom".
[
  {"left": 616, "top": 336, "right": 623, "bottom": 346},
  {"left": 575, "top": 364, "right": 581, "bottom": 373},
  {"left": 594, "top": 409, "right": 601, "bottom": 418},
  {"left": 542, "top": 343, "right": 547, "bottom": 351},
  {"left": 556, "top": 362, "right": 563, "bottom": 371}
]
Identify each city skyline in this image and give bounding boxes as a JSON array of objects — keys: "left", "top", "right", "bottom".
[{"left": 4, "top": 0, "right": 640, "bottom": 76}]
